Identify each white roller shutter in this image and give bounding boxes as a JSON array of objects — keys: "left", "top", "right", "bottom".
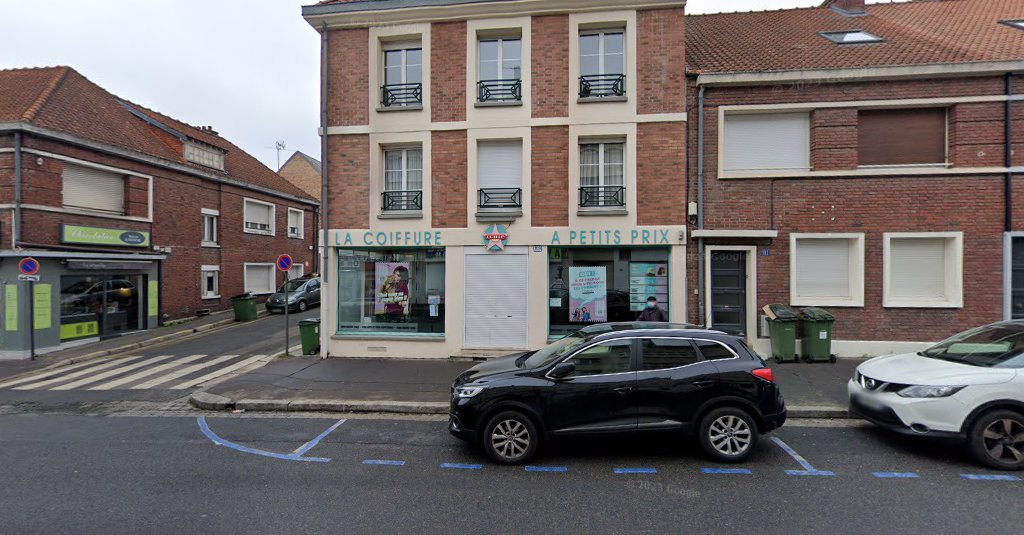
[
  {"left": 723, "top": 112, "right": 810, "bottom": 173},
  {"left": 62, "top": 163, "right": 125, "bottom": 214},
  {"left": 244, "top": 264, "right": 274, "bottom": 295},
  {"left": 795, "top": 239, "right": 850, "bottom": 299},
  {"left": 477, "top": 140, "right": 522, "bottom": 189},
  {"left": 465, "top": 251, "right": 528, "bottom": 349},
  {"left": 889, "top": 238, "right": 947, "bottom": 299}
]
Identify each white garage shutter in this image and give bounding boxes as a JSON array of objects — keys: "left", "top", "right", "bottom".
[
  {"left": 62, "top": 162, "right": 125, "bottom": 214},
  {"left": 723, "top": 112, "right": 810, "bottom": 173},
  {"left": 478, "top": 140, "right": 522, "bottom": 189},
  {"left": 465, "top": 251, "right": 528, "bottom": 349},
  {"left": 244, "top": 264, "right": 275, "bottom": 295},
  {"left": 795, "top": 239, "right": 850, "bottom": 299},
  {"left": 889, "top": 238, "right": 947, "bottom": 299}
]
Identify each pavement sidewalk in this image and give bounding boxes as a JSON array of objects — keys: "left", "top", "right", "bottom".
[{"left": 192, "top": 356, "right": 862, "bottom": 417}]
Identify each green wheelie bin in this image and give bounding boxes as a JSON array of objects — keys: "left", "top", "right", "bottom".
[
  {"left": 763, "top": 304, "right": 799, "bottom": 363},
  {"left": 298, "top": 318, "right": 321, "bottom": 355},
  {"left": 230, "top": 293, "right": 258, "bottom": 322},
  {"left": 799, "top": 307, "right": 836, "bottom": 363}
]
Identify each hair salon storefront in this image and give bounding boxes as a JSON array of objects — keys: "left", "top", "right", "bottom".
[{"left": 323, "top": 225, "right": 687, "bottom": 359}]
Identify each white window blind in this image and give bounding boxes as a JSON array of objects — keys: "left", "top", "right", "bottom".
[
  {"left": 478, "top": 141, "right": 522, "bottom": 189},
  {"left": 795, "top": 239, "right": 851, "bottom": 299},
  {"left": 62, "top": 163, "right": 125, "bottom": 214},
  {"left": 723, "top": 112, "right": 810, "bottom": 173},
  {"left": 244, "top": 200, "right": 274, "bottom": 235},
  {"left": 244, "top": 264, "right": 274, "bottom": 295},
  {"left": 889, "top": 238, "right": 947, "bottom": 300},
  {"left": 288, "top": 209, "right": 304, "bottom": 238}
]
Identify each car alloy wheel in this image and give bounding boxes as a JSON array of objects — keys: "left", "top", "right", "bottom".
[
  {"left": 297, "top": 300, "right": 308, "bottom": 312},
  {"left": 970, "top": 410, "right": 1024, "bottom": 470},
  {"left": 698, "top": 407, "right": 758, "bottom": 463},
  {"left": 482, "top": 410, "right": 539, "bottom": 465}
]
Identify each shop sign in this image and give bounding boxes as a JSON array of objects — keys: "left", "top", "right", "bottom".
[
  {"left": 334, "top": 230, "right": 443, "bottom": 248},
  {"left": 483, "top": 224, "right": 509, "bottom": 252},
  {"left": 549, "top": 228, "right": 674, "bottom": 247},
  {"left": 60, "top": 224, "right": 151, "bottom": 248}
]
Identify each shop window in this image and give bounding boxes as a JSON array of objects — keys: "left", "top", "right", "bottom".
[
  {"left": 202, "top": 209, "right": 219, "bottom": 246},
  {"left": 62, "top": 162, "right": 125, "bottom": 215},
  {"left": 337, "top": 248, "right": 445, "bottom": 336},
  {"left": 722, "top": 112, "right": 810, "bottom": 174},
  {"left": 884, "top": 233, "right": 963, "bottom": 308},
  {"left": 548, "top": 247, "right": 669, "bottom": 338},
  {"left": 243, "top": 199, "right": 275, "bottom": 236},
  {"left": 202, "top": 266, "right": 220, "bottom": 299},
  {"left": 859, "top": 108, "right": 947, "bottom": 167},
  {"left": 244, "top": 263, "right": 275, "bottom": 295},
  {"left": 60, "top": 275, "right": 142, "bottom": 340},
  {"left": 790, "top": 234, "right": 864, "bottom": 307}
]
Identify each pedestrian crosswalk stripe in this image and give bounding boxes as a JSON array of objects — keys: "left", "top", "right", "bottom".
[
  {"left": 0, "top": 357, "right": 114, "bottom": 389},
  {"left": 171, "top": 354, "right": 270, "bottom": 389},
  {"left": 13, "top": 356, "right": 147, "bottom": 390},
  {"left": 88, "top": 354, "right": 209, "bottom": 391},
  {"left": 129, "top": 354, "right": 238, "bottom": 390},
  {"left": 51, "top": 354, "right": 180, "bottom": 391}
]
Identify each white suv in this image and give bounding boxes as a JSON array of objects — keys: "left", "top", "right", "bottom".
[{"left": 848, "top": 321, "right": 1024, "bottom": 470}]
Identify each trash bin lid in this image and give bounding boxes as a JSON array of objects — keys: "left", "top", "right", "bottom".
[
  {"left": 764, "top": 303, "right": 799, "bottom": 321},
  {"left": 800, "top": 307, "right": 835, "bottom": 321},
  {"left": 230, "top": 293, "right": 253, "bottom": 301},
  {"left": 298, "top": 318, "right": 321, "bottom": 325}
]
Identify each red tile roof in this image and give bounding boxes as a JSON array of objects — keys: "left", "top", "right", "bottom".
[
  {"left": 687, "top": 0, "right": 1024, "bottom": 74},
  {"left": 0, "top": 66, "right": 316, "bottom": 202}
]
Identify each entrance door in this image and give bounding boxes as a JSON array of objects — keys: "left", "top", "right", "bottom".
[
  {"left": 465, "top": 250, "right": 529, "bottom": 349},
  {"left": 1013, "top": 237, "right": 1024, "bottom": 319},
  {"left": 710, "top": 251, "right": 747, "bottom": 336}
]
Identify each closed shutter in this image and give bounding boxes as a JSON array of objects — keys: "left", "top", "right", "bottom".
[
  {"left": 465, "top": 252, "right": 528, "bottom": 349},
  {"left": 477, "top": 140, "right": 522, "bottom": 189},
  {"left": 62, "top": 163, "right": 125, "bottom": 214},
  {"left": 288, "top": 210, "right": 303, "bottom": 237},
  {"left": 245, "top": 265, "right": 273, "bottom": 294},
  {"left": 723, "top": 112, "right": 810, "bottom": 172},
  {"left": 889, "top": 238, "right": 946, "bottom": 299},
  {"left": 795, "top": 239, "right": 850, "bottom": 299},
  {"left": 245, "top": 201, "right": 273, "bottom": 231},
  {"left": 859, "top": 108, "right": 946, "bottom": 166}
]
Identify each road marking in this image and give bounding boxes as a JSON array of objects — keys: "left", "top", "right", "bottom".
[
  {"left": 362, "top": 460, "right": 405, "bottom": 466},
  {"left": 614, "top": 468, "right": 657, "bottom": 474},
  {"left": 13, "top": 356, "right": 147, "bottom": 390},
  {"left": 524, "top": 466, "right": 568, "bottom": 472},
  {"left": 50, "top": 354, "right": 180, "bottom": 390},
  {"left": 130, "top": 354, "right": 235, "bottom": 389},
  {"left": 960, "top": 474, "right": 1021, "bottom": 481},
  {"left": 291, "top": 419, "right": 346, "bottom": 456},
  {"left": 171, "top": 354, "right": 269, "bottom": 389},
  {"left": 440, "top": 463, "right": 483, "bottom": 470},
  {"left": 88, "top": 354, "right": 208, "bottom": 390},
  {"left": 771, "top": 437, "right": 836, "bottom": 477},
  {"left": 701, "top": 468, "right": 752, "bottom": 475},
  {"left": 0, "top": 358, "right": 115, "bottom": 389},
  {"left": 197, "top": 417, "right": 330, "bottom": 463},
  {"left": 873, "top": 472, "right": 920, "bottom": 479}
]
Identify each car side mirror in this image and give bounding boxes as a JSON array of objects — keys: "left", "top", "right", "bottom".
[{"left": 550, "top": 361, "right": 576, "bottom": 379}]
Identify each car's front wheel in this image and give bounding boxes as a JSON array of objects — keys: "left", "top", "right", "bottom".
[
  {"left": 698, "top": 407, "right": 758, "bottom": 463},
  {"left": 968, "top": 409, "right": 1024, "bottom": 471},
  {"left": 482, "top": 410, "right": 539, "bottom": 465},
  {"left": 296, "top": 300, "right": 308, "bottom": 312}
]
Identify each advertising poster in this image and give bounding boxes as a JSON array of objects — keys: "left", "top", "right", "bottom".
[
  {"left": 569, "top": 266, "right": 607, "bottom": 323},
  {"left": 374, "top": 262, "right": 411, "bottom": 316},
  {"left": 629, "top": 263, "right": 669, "bottom": 311}
]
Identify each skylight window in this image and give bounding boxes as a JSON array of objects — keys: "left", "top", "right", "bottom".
[
  {"left": 820, "top": 30, "right": 883, "bottom": 44},
  {"left": 1000, "top": 20, "right": 1024, "bottom": 31}
]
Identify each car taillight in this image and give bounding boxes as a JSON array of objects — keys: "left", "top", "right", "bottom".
[{"left": 751, "top": 368, "right": 774, "bottom": 383}]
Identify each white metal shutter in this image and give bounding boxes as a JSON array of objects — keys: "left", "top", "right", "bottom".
[
  {"left": 477, "top": 140, "right": 522, "bottom": 189},
  {"left": 795, "top": 239, "right": 850, "bottom": 298},
  {"left": 465, "top": 252, "right": 528, "bottom": 349},
  {"left": 62, "top": 163, "right": 125, "bottom": 214},
  {"left": 288, "top": 210, "right": 303, "bottom": 236},
  {"left": 723, "top": 112, "right": 810, "bottom": 172},
  {"left": 245, "top": 265, "right": 273, "bottom": 294},
  {"left": 246, "top": 202, "right": 272, "bottom": 230},
  {"left": 890, "top": 238, "right": 946, "bottom": 299}
]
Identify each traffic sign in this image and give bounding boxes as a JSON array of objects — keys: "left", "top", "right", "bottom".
[
  {"left": 276, "top": 254, "right": 293, "bottom": 272},
  {"left": 18, "top": 275, "right": 40, "bottom": 282},
  {"left": 18, "top": 257, "right": 40, "bottom": 276}
]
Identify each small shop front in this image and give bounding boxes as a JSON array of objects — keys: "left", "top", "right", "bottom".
[{"left": 323, "top": 225, "right": 687, "bottom": 359}]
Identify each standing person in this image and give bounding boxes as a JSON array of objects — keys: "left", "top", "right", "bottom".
[{"left": 637, "top": 296, "right": 667, "bottom": 322}]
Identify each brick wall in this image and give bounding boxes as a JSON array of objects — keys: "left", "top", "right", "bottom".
[
  {"left": 531, "top": 15, "right": 569, "bottom": 119},
  {"left": 531, "top": 126, "right": 569, "bottom": 226},
  {"left": 326, "top": 134, "right": 370, "bottom": 229},
  {"left": 279, "top": 155, "right": 322, "bottom": 201},
  {"left": 431, "top": 21, "right": 467, "bottom": 123},
  {"left": 637, "top": 121, "right": 686, "bottom": 226},
  {"left": 431, "top": 130, "right": 468, "bottom": 228},
  {"left": 636, "top": 8, "right": 686, "bottom": 115},
  {"left": 810, "top": 108, "right": 857, "bottom": 170},
  {"left": 327, "top": 28, "right": 369, "bottom": 127}
]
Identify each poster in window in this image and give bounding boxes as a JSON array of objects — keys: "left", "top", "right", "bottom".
[
  {"left": 629, "top": 263, "right": 669, "bottom": 311},
  {"left": 375, "top": 262, "right": 410, "bottom": 317},
  {"left": 569, "top": 266, "right": 607, "bottom": 323}
]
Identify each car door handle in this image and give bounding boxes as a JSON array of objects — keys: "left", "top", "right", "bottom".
[
  {"left": 692, "top": 380, "right": 714, "bottom": 388},
  {"left": 613, "top": 386, "right": 635, "bottom": 394}
]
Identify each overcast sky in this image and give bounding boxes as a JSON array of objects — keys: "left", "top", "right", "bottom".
[{"left": 3, "top": 0, "right": 834, "bottom": 171}]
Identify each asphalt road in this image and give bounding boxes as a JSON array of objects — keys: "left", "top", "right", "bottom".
[{"left": 1, "top": 413, "right": 1021, "bottom": 535}]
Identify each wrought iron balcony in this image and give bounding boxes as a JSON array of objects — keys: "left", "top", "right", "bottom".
[
  {"left": 478, "top": 188, "right": 522, "bottom": 209},
  {"left": 579, "top": 185, "right": 625, "bottom": 208},
  {"left": 477, "top": 79, "right": 522, "bottom": 103},
  {"left": 382, "top": 190, "right": 423, "bottom": 211},
  {"left": 381, "top": 83, "right": 423, "bottom": 107},
  {"left": 578, "top": 74, "right": 626, "bottom": 99}
]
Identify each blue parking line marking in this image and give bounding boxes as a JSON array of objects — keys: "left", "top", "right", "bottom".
[
  {"left": 961, "top": 474, "right": 1021, "bottom": 481},
  {"left": 772, "top": 437, "right": 835, "bottom": 476},
  {"left": 614, "top": 468, "right": 657, "bottom": 474},
  {"left": 785, "top": 469, "right": 836, "bottom": 477},
  {"left": 363, "top": 460, "right": 405, "bottom": 466},
  {"left": 525, "top": 466, "right": 568, "bottom": 473},
  {"left": 441, "top": 463, "right": 482, "bottom": 470},
  {"left": 873, "top": 472, "right": 919, "bottom": 479},
  {"left": 196, "top": 417, "right": 330, "bottom": 463},
  {"left": 701, "top": 468, "right": 752, "bottom": 475},
  {"left": 291, "top": 419, "right": 346, "bottom": 456}
]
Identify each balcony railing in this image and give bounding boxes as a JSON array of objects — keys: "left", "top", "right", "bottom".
[
  {"left": 578, "top": 74, "right": 626, "bottom": 99},
  {"left": 381, "top": 83, "right": 423, "bottom": 107},
  {"left": 477, "top": 79, "right": 522, "bottom": 103},
  {"left": 382, "top": 190, "right": 423, "bottom": 211},
  {"left": 579, "top": 185, "right": 625, "bottom": 208},
  {"left": 478, "top": 188, "right": 522, "bottom": 209}
]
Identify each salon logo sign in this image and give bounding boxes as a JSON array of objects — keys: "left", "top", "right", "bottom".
[{"left": 483, "top": 224, "right": 509, "bottom": 252}]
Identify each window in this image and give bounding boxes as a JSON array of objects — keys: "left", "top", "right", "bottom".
[
  {"left": 859, "top": 108, "right": 947, "bottom": 167},
  {"left": 382, "top": 46, "right": 423, "bottom": 107},
  {"left": 201, "top": 265, "right": 220, "bottom": 299},
  {"left": 884, "top": 233, "right": 963, "bottom": 308},
  {"left": 694, "top": 340, "right": 737, "bottom": 361},
  {"left": 579, "top": 142, "right": 625, "bottom": 207},
  {"left": 790, "top": 234, "right": 865, "bottom": 307},
  {"left": 62, "top": 162, "right": 125, "bottom": 215},
  {"left": 288, "top": 263, "right": 304, "bottom": 281},
  {"left": 202, "top": 209, "right": 218, "bottom": 246},
  {"left": 478, "top": 38, "right": 522, "bottom": 103},
  {"left": 382, "top": 147, "right": 423, "bottom": 211},
  {"left": 820, "top": 30, "right": 883, "bottom": 44},
  {"left": 287, "top": 208, "right": 304, "bottom": 239},
  {"left": 243, "top": 199, "right": 275, "bottom": 235},
  {"left": 184, "top": 142, "right": 225, "bottom": 170},
  {"left": 243, "top": 263, "right": 275, "bottom": 295},
  {"left": 477, "top": 140, "right": 523, "bottom": 209},
  {"left": 566, "top": 340, "right": 633, "bottom": 377},
  {"left": 579, "top": 30, "right": 625, "bottom": 98},
  {"left": 722, "top": 112, "right": 810, "bottom": 174},
  {"left": 337, "top": 248, "right": 446, "bottom": 336},
  {"left": 641, "top": 338, "right": 700, "bottom": 370}
]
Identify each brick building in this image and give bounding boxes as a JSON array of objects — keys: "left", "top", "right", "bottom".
[
  {"left": 0, "top": 67, "right": 318, "bottom": 359},
  {"left": 278, "top": 151, "right": 322, "bottom": 201}
]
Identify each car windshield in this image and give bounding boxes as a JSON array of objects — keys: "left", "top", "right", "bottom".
[
  {"left": 919, "top": 324, "right": 1024, "bottom": 368},
  {"left": 523, "top": 332, "right": 589, "bottom": 368},
  {"left": 278, "top": 279, "right": 306, "bottom": 293}
]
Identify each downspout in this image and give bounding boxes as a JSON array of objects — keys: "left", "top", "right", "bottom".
[
  {"left": 1005, "top": 72, "right": 1013, "bottom": 232},
  {"left": 13, "top": 131, "right": 23, "bottom": 248},
  {"left": 319, "top": 21, "right": 330, "bottom": 358},
  {"left": 696, "top": 85, "right": 706, "bottom": 327}
]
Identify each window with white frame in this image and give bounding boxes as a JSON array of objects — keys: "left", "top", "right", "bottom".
[
  {"left": 579, "top": 30, "right": 625, "bottom": 98},
  {"left": 884, "top": 233, "right": 964, "bottom": 308},
  {"left": 477, "top": 140, "right": 523, "bottom": 209},
  {"left": 288, "top": 264, "right": 304, "bottom": 280},
  {"left": 382, "top": 45, "right": 423, "bottom": 107},
  {"left": 244, "top": 263, "right": 275, "bottom": 295},
  {"left": 184, "top": 142, "right": 225, "bottom": 170},
  {"left": 722, "top": 112, "right": 811, "bottom": 174},
  {"left": 62, "top": 162, "right": 126, "bottom": 215},
  {"left": 201, "top": 265, "right": 220, "bottom": 299},
  {"left": 478, "top": 37, "right": 522, "bottom": 103},
  {"left": 382, "top": 147, "right": 423, "bottom": 211},
  {"left": 791, "top": 234, "right": 865, "bottom": 306},
  {"left": 579, "top": 141, "right": 625, "bottom": 207},
  {"left": 287, "top": 208, "right": 304, "bottom": 239},
  {"left": 202, "top": 208, "right": 219, "bottom": 246},
  {"left": 243, "top": 199, "right": 275, "bottom": 235}
]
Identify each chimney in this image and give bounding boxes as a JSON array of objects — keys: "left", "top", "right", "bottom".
[{"left": 826, "top": 0, "right": 866, "bottom": 16}]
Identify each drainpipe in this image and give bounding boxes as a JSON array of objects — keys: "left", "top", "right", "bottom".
[
  {"left": 696, "top": 85, "right": 706, "bottom": 327},
  {"left": 13, "top": 131, "right": 23, "bottom": 248},
  {"left": 1006, "top": 72, "right": 1014, "bottom": 232},
  {"left": 319, "top": 22, "right": 330, "bottom": 358}
]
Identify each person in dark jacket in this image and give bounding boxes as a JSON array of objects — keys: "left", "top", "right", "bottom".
[{"left": 637, "top": 296, "right": 667, "bottom": 322}]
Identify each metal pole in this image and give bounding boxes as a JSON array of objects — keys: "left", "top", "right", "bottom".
[
  {"left": 319, "top": 21, "right": 330, "bottom": 360},
  {"left": 28, "top": 281, "right": 35, "bottom": 360},
  {"left": 284, "top": 270, "right": 290, "bottom": 357}
]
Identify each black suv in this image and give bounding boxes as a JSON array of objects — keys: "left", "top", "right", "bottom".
[{"left": 450, "top": 323, "right": 786, "bottom": 464}]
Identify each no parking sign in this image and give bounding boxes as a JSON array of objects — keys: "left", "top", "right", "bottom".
[{"left": 276, "top": 254, "right": 293, "bottom": 272}]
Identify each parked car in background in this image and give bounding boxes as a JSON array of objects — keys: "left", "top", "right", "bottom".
[
  {"left": 849, "top": 321, "right": 1024, "bottom": 470},
  {"left": 449, "top": 322, "right": 786, "bottom": 465},
  {"left": 265, "top": 276, "right": 321, "bottom": 314}
]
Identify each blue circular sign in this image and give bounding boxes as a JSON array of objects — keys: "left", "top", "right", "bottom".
[
  {"left": 18, "top": 257, "right": 39, "bottom": 276},
  {"left": 276, "top": 254, "right": 293, "bottom": 272}
]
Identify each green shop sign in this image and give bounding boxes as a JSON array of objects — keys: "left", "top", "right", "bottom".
[
  {"left": 60, "top": 224, "right": 151, "bottom": 248},
  {"left": 335, "top": 230, "right": 443, "bottom": 248}
]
